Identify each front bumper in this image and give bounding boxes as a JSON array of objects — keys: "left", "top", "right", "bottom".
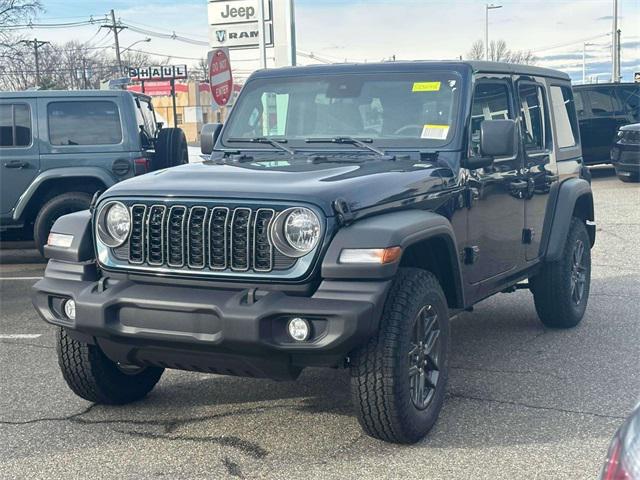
[
  {"left": 32, "top": 260, "right": 390, "bottom": 379},
  {"left": 611, "top": 145, "right": 640, "bottom": 175}
]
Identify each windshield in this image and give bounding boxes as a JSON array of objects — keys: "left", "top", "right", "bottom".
[{"left": 222, "top": 71, "right": 463, "bottom": 150}]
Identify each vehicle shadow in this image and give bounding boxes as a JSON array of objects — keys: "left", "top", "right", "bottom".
[{"left": 61, "top": 274, "right": 633, "bottom": 462}]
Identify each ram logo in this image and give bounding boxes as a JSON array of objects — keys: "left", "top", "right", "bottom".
[{"left": 216, "top": 30, "right": 227, "bottom": 43}]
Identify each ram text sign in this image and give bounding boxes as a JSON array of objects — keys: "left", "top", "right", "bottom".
[{"left": 210, "top": 22, "right": 273, "bottom": 48}]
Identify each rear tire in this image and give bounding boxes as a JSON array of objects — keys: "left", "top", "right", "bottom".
[
  {"left": 33, "top": 192, "right": 92, "bottom": 255},
  {"left": 530, "top": 217, "right": 591, "bottom": 328},
  {"left": 350, "top": 268, "right": 449, "bottom": 444},
  {"left": 57, "top": 328, "right": 164, "bottom": 404},
  {"left": 152, "top": 127, "right": 188, "bottom": 170}
]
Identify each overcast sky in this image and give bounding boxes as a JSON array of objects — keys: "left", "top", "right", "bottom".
[{"left": 35, "top": 0, "right": 639, "bottom": 83}]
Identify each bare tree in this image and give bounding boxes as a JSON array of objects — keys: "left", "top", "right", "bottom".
[
  {"left": 466, "top": 39, "right": 536, "bottom": 65},
  {"left": 468, "top": 39, "right": 484, "bottom": 61}
]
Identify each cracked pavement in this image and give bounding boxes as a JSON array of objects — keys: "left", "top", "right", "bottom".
[{"left": 1, "top": 168, "right": 638, "bottom": 479}]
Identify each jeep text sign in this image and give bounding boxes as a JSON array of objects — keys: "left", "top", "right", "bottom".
[
  {"left": 208, "top": 0, "right": 271, "bottom": 25},
  {"left": 209, "top": 48, "right": 233, "bottom": 106},
  {"left": 128, "top": 64, "right": 188, "bottom": 81}
]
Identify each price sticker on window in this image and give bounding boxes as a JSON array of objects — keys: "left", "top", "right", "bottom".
[{"left": 421, "top": 124, "right": 450, "bottom": 140}]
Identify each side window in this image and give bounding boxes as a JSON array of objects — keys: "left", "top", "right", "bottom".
[
  {"left": 573, "top": 91, "right": 586, "bottom": 118},
  {"left": 470, "top": 82, "right": 512, "bottom": 154},
  {"left": 587, "top": 89, "right": 619, "bottom": 116},
  {"left": 0, "top": 103, "right": 32, "bottom": 147},
  {"left": 616, "top": 85, "right": 640, "bottom": 121},
  {"left": 550, "top": 86, "right": 579, "bottom": 149},
  {"left": 48, "top": 101, "right": 122, "bottom": 146},
  {"left": 518, "top": 83, "right": 550, "bottom": 152}
]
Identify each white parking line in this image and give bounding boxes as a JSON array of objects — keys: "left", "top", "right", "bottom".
[
  {"left": 0, "top": 334, "right": 42, "bottom": 339},
  {"left": 0, "top": 276, "right": 43, "bottom": 281}
]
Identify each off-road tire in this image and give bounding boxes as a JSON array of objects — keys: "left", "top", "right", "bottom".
[
  {"left": 57, "top": 328, "right": 164, "bottom": 404},
  {"left": 350, "top": 268, "right": 450, "bottom": 444},
  {"left": 33, "top": 192, "right": 93, "bottom": 255},
  {"left": 530, "top": 217, "right": 591, "bottom": 328},
  {"left": 153, "top": 127, "right": 188, "bottom": 170}
]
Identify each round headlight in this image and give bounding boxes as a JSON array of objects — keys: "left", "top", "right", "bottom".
[
  {"left": 97, "top": 201, "right": 131, "bottom": 247},
  {"left": 271, "top": 207, "right": 321, "bottom": 257}
]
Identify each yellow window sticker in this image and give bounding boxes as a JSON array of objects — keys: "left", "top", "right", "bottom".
[
  {"left": 412, "top": 81, "right": 441, "bottom": 92},
  {"left": 421, "top": 124, "right": 450, "bottom": 140}
]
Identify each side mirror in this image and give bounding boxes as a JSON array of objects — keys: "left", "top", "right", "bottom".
[
  {"left": 480, "top": 119, "right": 517, "bottom": 158},
  {"left": 201, "top": 123, "right": 223, "bottom": 155},
  {"left": 464, "top": 119, "right": 518, "bottom": 170}
]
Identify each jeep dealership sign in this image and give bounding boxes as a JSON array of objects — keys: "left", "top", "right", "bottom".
[
  {"left": 208, "top": 0, "right": 271, "bottom": 24},
  {"left": 208, "top": 0, "right": 273, "bottom": 48}
]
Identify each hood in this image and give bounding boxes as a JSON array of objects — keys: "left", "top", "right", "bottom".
[{"left": 103, "top": 157, "right": 449, "bottom": 216}]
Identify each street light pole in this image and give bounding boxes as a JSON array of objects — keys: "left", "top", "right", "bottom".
[
  {"left": 485, "top": 4, "right": 502, "bottom": 61},
  {"left": 612, "top": 0, "right": 618, "bottom": 82}
]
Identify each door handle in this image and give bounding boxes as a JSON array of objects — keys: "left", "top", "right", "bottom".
[{"left": 3, "top": 160, "right": 29, "bottom": 169}]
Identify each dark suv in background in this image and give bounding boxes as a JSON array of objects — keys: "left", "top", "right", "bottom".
[
  {"left": 0, "top": 90, "right": 188, "bottom": 253},
  {"left": 574, "top": 83, "right": 639, "bottom": 165}
]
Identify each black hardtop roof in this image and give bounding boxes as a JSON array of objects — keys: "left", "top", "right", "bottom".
[
  {"left": 0, "top": 89, "right": 149, "bottom": 100},
  {"left": 249, "top": 60, "right": 571, "bottom": 82}
]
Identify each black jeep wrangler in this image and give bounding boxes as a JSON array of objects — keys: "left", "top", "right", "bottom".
[{"left": 33, "top": 61, "right": 595, "bottom": 444}]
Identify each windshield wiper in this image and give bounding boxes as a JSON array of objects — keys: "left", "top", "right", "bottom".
[
  {"left": 227, "top": 137, "right": 295, "bottom": 155},
  {"left": 305, "top": 136, "right": 388, "bottom": 157}
]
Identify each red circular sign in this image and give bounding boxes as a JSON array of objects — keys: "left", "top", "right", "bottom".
[{"left": 209, "top": 49, "right": 233, "bottom": 107}]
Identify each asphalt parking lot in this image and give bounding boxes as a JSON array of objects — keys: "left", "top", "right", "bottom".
[{"left": 0, "top": 167, "right": 638, "bottom": 480}]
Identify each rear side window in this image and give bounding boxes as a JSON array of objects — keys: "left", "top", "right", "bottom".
[
  {"left": 518, "top": 83, "right": 550, "bottom": 151},
  {"left": 0, "top": 103, "right": 32, "bottom": 147},
  {"left": 550, "top": 86, "right": 579, "bottom": 148},
  {"left": 48, "top": 101, "right": 122, "bottom": 146}
]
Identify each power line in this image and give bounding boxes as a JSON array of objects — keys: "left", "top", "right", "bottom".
[{"left": 120, "top": 22, "right": 209, "bottom": 46}]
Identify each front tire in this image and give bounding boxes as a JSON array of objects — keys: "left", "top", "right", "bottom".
[
  {"left": 57, "top": 328, "right": 164, "bottom": 404},
  {"left": 530, "top": 217, "right": 591, "bottom": 328},
  {"left": 350, "top": 268, "right": 450, "bottom": 444}
]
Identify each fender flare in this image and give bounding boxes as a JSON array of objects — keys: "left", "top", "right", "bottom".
[
  {"left": 13, "top": 167, "right": 116, "bottom": 221},
  {"left": 43, "top": 209, "right": 94, "bottom": 263},
  {"left": 542, "top": 177, "right": 595, "bottom": 262},
  {"left": 321, "top": 210, "right": 464, "bottom": 306}
]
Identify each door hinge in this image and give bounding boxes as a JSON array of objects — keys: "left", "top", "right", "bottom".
[
  {"left": 522, "top": 228, "right": 534, "bottom": 244},
  {"left": 463, "top": 246, "right": 480, "bottom": 265}
]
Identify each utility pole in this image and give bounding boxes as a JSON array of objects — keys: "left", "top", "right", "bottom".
[
  {"left": 19, "top": 38, "right": 50, "bottom": 88},
  {"left": 612, "top": 0, "right": 618, "bottom": 82},
  {"left": 101, "top": 9, "right": 126, "bottom": 75},
  {"left": 583, "top": 42, "right": 595, "bottom": 84},
  {"left": 616, "top": 29, "right": 622, "bottom": 82},
  {"left": 485, "top": 4, "right": 502, "bottom": 61}
]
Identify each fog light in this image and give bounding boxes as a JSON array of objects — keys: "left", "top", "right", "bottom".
[
  {"left": 287, "top": 317, "right": 310, "bottom": 342},
  {"left": 63, "top": 299, "right": 76, "bottom": 320}
]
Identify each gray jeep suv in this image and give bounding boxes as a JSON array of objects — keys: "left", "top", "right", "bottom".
[{"left": 0, "top": 90, "right": 188, "bottom": 253}]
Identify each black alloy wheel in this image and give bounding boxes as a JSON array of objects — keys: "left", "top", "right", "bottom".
[{"left": 408, "top": 304, "right": 441, "bottom": 410}]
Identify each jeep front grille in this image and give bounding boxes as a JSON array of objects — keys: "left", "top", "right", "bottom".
[{"left": 116, "top": 203, "right": 295, "bottom": 275}]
